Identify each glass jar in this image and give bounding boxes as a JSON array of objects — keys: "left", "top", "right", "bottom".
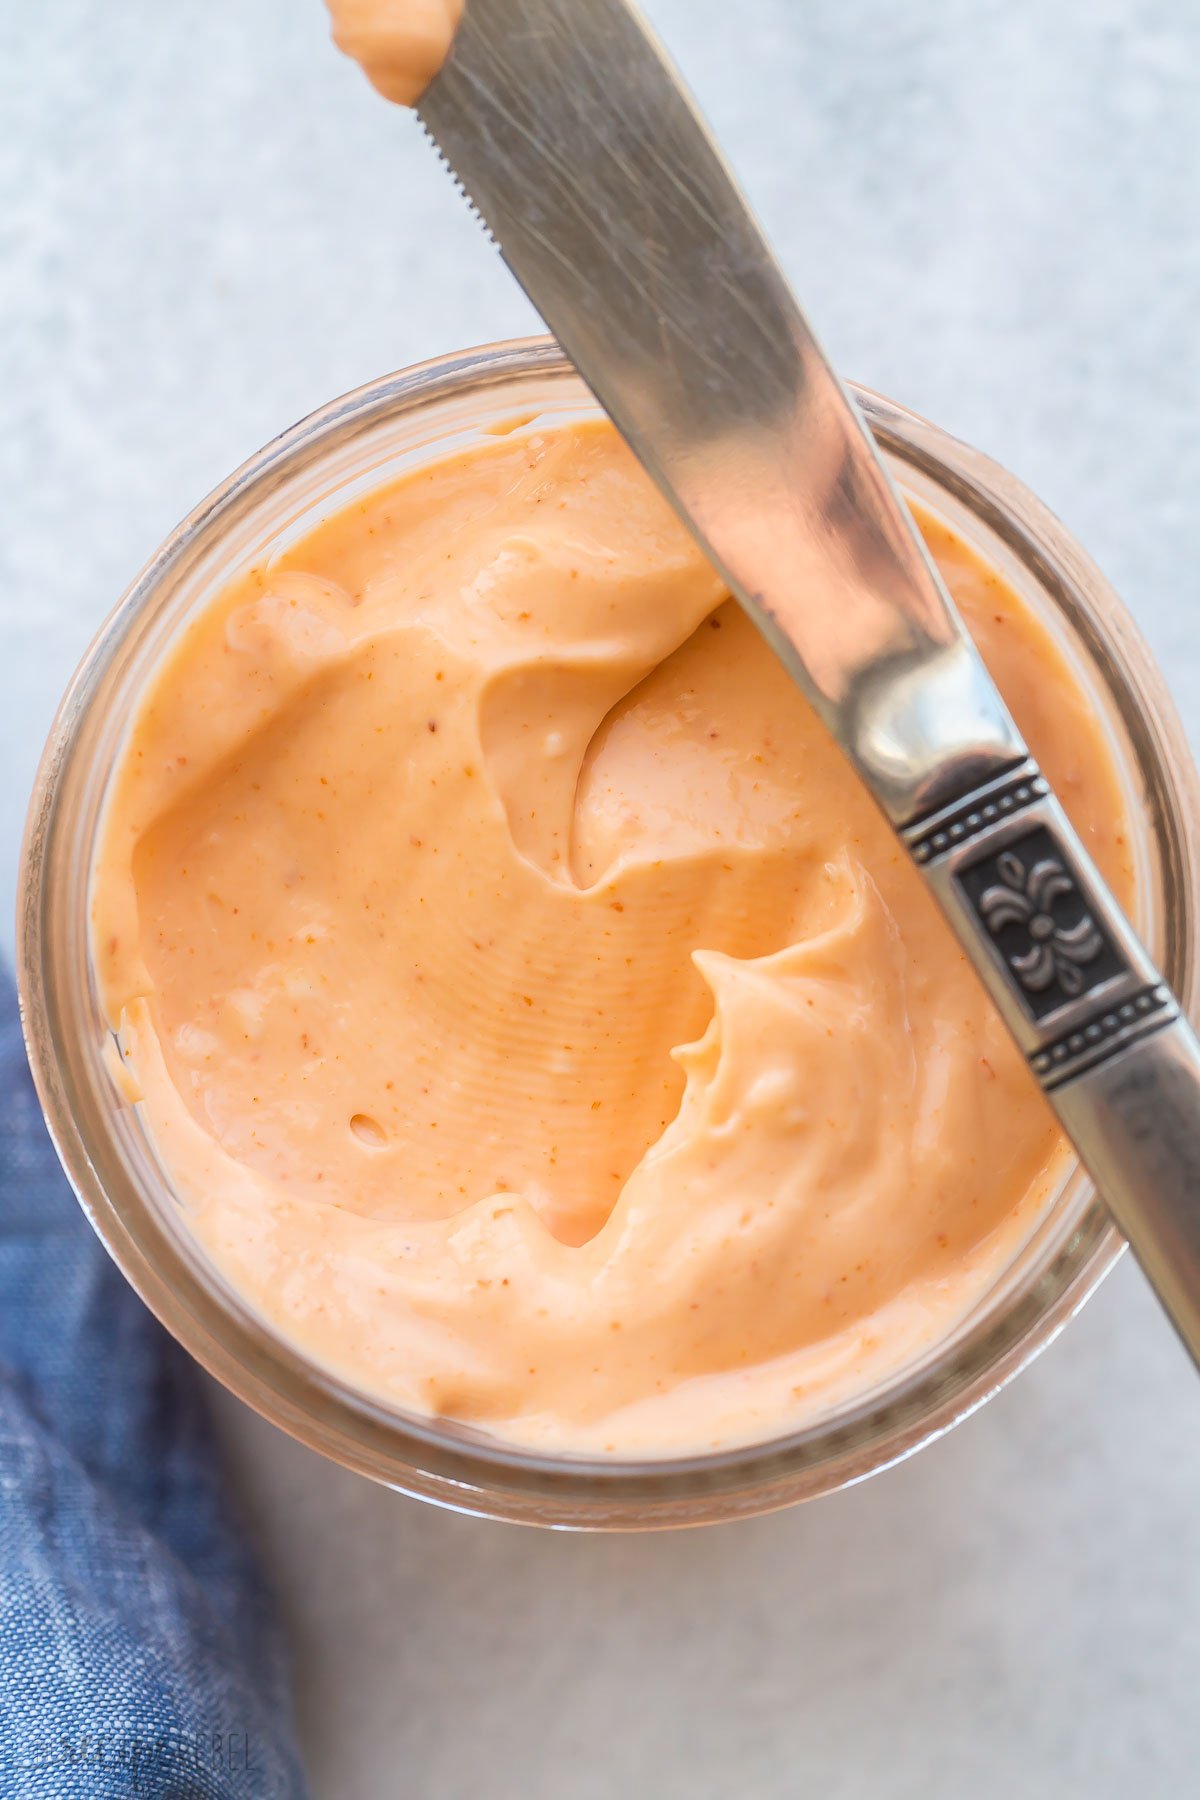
[{"left": 18, "top": 338, "right": 1200, "bottom": 1528}]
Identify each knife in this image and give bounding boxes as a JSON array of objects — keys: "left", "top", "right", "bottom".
[{"left": 417, "top": 0, "right": 1200, "bottom": 1366}]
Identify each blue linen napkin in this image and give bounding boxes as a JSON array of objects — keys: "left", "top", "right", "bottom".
[{"left": 0, "top": 973, "right": 309, "bottom": 1798}]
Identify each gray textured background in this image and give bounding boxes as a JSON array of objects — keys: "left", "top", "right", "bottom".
[{"left": 3, "top": 1, "right": 1199, "bottom": 1794}]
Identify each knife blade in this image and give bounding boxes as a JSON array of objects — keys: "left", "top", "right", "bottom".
[{"left": 417, "top": 0, "right": 1200, "bottom": 1367}]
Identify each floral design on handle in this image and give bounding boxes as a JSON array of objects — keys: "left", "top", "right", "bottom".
[{"left": 979, "top": 850, "right": 1103, "bottom": 996}]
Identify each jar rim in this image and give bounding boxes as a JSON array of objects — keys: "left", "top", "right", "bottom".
[{"left": 18, "top": 336, "right": 1200, "bottom": 1527}]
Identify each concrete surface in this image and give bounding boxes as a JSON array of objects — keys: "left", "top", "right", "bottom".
[{"left": 3, "top": 1, "right": 1199, "bottom": 1794}]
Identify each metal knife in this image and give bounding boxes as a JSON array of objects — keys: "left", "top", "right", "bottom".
[{"left": 417, "top": 0, "right": 1200, "bottom": 1365}]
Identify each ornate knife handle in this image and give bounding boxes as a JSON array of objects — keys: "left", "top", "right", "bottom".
[{"left": 905, "top": 759, "right": 1200, "bottom": 1366}]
